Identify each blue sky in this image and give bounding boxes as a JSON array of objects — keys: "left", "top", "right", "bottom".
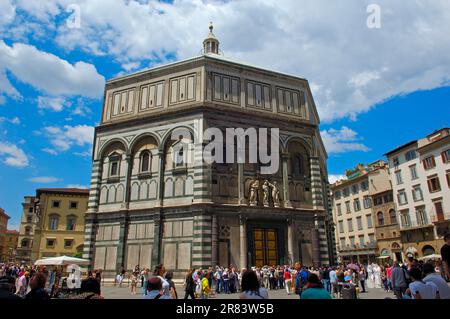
[{"left": 1, "top": 1, "right": 449, "bottom": 229}]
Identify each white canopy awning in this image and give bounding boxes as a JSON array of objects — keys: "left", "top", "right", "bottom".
[
  {"left": 34, "top": 255, "right": 90, "bottom": 266},
  {"left": 418, "top": 254, "right": 441, "bottom": 261}
]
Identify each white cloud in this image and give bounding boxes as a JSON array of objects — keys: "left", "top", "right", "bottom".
[
  {"left": 0, "top": 1, "right": 449, "bottom": 121},
  {"left": 0, "top": 40, "right": 105, "bottom": 100},
  {"left": 36, "top": 0, "right": 450, "bottom": 121},
  {"left": 42, "top": 148, "right": 58, "bottom": 155},
  {"left": 74, "top": 150, "right": 92, "bottom": 157},
  {"left": 0, "top": 116, "right": 20, "bottom": 125},
  {"left": 43, "top": 124, "right": 94, "bottom": 154},
  {"left": 0, "top": 141, "right": 29, "bottom": 167},
  {"left": 37, "top": 96, "right": 67, "bottom": 112},
  {"left": 328, "top": 174, "right": 347, "bottom": 184},
  {"left": 321, "top": 126, "right": 370, "bottom": 154},
  {"left": 28, "top": 176, "right": 61, "bottom": 183},
  {"left": 66, "top": 184, "right": 88, "bottom": 189},
  {"left": 0, "top": 0, "right": 16, "bottom": 30}
]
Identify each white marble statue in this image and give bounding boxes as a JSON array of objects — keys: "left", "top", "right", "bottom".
[
  {"left": 373, "top": 263, "right": 382, "bottom": 288},
  {"left": 249, "top": 180, "right": 259, "bottom": 206},
  {"left": 366, "top": 263, "right": 375, "bottom": 289},
  {"left": 270, "top": 181, "right": 281, "bottom": 207},
  {"left": 262, "top": 181, "right": 270, "bottom": 207}
]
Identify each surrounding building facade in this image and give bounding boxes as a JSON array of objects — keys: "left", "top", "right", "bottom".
[
  {"left": 84, "top": 25, "right": 334, "bottom": 277},
  {"left": 16, "top": 196, "right": 38, "bottom": 264},
  {"left": 368, "top": 163, "right": 402, "bottom": 262},
  {"left": 331, "top": 162, "right": 385, "bottom": 264},
  {"left": 0, "top": 208, "right": 11, "bottom": 262},
  {"left": 385, "top": 128, "right": 449, "bottom": 258},
  {"left": 0, "top": 230, "right": 19, "bottom": 263},
  {"left": 16, "top": 189, "right": 89, "bottom": 263}
]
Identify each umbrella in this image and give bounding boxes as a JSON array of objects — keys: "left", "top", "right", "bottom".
[
  {"left": 346, "top": 263, "right": 360, "bottom": 272},
  {"left": 34, "top": 255, "right": 90, "bottom": 266},
  {"left": 418, "top": 254, "right": 441, "bottom": 261}
]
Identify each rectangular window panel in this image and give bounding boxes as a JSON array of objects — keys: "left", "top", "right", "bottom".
[
  {"left": 223, "top": 77, "right": 230, "bottom": 101},
  {"left": 247, "top": 82, "right": 254, "bottom": 105},
  {"left": 140, "top": 86, "right": 148, "bottom": 110},
  {"left": 148, "top": 85, "right": 155, "bottom": 107},
  {"left": 179, "top": 77, "right": 186, "bottom": 101},
  {"left": 292, "top": 92, "right": 299, "bottom": 114},
  {"left": 113, "top": 93, "right": 120, "bottom": 115},
  {"left": 231, "top": 79, "right": 239, "bottom": 103},
  {"left": 255, "top": 84, "right": 262, "bottom": 107},
  {"left": 214, "top": 75, "right": 221, "bottom": 100},
  {"left": 187, "top": 76, "right": 195, "bottom": 100},
  {"left": 127, "top": 90, "right": 134, "bottom": 112},
  {"left": 263, "top": 86, "right": 271, "bottom": 109},
  {"left": 156, "top": 83, "right": 163, "bottom": 106},
  {"left": 300, "top": 91, "right": 307, "bottom": 117},
  {"left": 285, "top": 91, "right": 292, "bottom": 112},
  {"left": 277, "top": 89, "right": 284, "bottom": 112},
  {"left": 170, "top": 79, "right": 178, "bottom": 103},
  {"left": 120, "top": 91, "right": 127, "bottom": 113}
]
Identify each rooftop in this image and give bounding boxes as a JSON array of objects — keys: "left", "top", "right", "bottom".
[{"left": 36, "top": 188, "right": 90, "bottom": 196}]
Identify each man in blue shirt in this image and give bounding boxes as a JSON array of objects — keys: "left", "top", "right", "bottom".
[{"left": 294, "top": 262, "right": 309, "bottom": 298}]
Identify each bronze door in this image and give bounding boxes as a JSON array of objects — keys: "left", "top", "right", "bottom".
[{"left": 252, "top": 228, "right": 278, "bottom": 267}]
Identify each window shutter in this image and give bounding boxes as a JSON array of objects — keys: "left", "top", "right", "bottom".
[
  {"left": 432, "top": 156, "right": 436, "bottom": 167},
  {"left": 427, "top": 179, "right": 432, "bottom": 192},
  {"left": 423, "top": 159, "right": 427, "bottom": 170}
]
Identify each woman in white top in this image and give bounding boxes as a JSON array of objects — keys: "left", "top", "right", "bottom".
[
  {"left": 406, "top": 267, "right": 440, "bottom": 299},
  {"left": 239, "top": 269, "right": 269, "bottom": 299}
]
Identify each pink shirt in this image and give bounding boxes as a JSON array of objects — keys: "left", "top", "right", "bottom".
[{"left": 386, "top": 267, "right": 393, "bottom": 279}]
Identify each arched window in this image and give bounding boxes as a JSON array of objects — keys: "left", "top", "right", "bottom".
[
  {"left": 422, "top": 245, "right": 435, "bottom": 256},
  {"left": 49, "top": 214, "right": 59, "bottom": 230},
  {"left": 109, "top": 153, "right": 121, "bottom": 177},
  {"left": 389, "top": 209, "right": 397, "bottom": 225},
  {"left": 21, "top": 239, "right": 29, "bottom": 248},
  {"left": 377, "top": 212, "right": 385, "bottom": 226},
  {"left": 25, "top": 226, "right": 31, "bottom": 236},
  {"left": 66, "top": 216, "right": 76, "bottom": 231},
  {"left": 140, "top": 151, "right": 151, "bottom": 173},
  {"left": 291, "top": 154, "right": 304, "bottom": 177},
  {"left": 173, "top": 142, "right": 186, "bottom": 168}
]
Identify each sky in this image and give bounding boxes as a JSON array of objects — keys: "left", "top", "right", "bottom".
[{"left": 0, "top": 0, "right": 449, "bottom": 230}]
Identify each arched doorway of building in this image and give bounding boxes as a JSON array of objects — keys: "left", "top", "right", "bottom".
[
  {"left": 422, "top": 245, "right": 435, "bottom": 257},
  {"left": 391, "top": 242, "right": 402, "bottom": 262}
]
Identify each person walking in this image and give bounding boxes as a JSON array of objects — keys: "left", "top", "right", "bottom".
[
  {"left": 143, "top": 277, "right": 171, "bottom": 300},
  {"left": 165, "top": 271, "right": 178, "bottom": 299},
  {"left": 184, "top": 269, "right": 196, "bottom": 299},
  {"left": 321, "top": 266, "right": 331, "bottom": 293},
  {"left": 239, "top": 269, "right": 269, "bottom": 299},
  {"left": 283, "top": 267, "right": 292, "bottom": 295},
  {"left": 301, "top": 273, "right": 332, "bottom": 299},
  {"left": 153, "top": 264, "right": 170, "bottom": 298},
  {"left": 441, "top": 233, "right": 450, "bottom": 281},
  {"left": 390, "top": 261, "right": 410, "bottom": 299},
  {"left": 200, "top": 272, "right": 211, "bottom": 299},
  {"left": 358, "top": 264, "right": 367, "bottom": 293},
  {"left": 422, "top": 262, "right": 450, "bottom": 299},
  {"left": 329, "top": 267, "right": 338, "bottom": 297}
]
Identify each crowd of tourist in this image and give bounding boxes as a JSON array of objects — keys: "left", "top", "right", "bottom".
[{"left": 1, "top": 233, "right": 449, "bottom": 300}]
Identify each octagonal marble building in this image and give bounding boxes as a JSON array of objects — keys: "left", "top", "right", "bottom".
[{"left": 83, "top": 25, "right": 336, "bottom": 277}]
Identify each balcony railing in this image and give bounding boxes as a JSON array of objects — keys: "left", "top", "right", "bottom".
[
  {"left": 339, "top": 242, "right": 377, "bottom": 251},
  {"left": 430, "top": 213, "right": 450, "bottom": 223},
  {"left": 400, "top": 219, "right": 434, "bottom": 230}
]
